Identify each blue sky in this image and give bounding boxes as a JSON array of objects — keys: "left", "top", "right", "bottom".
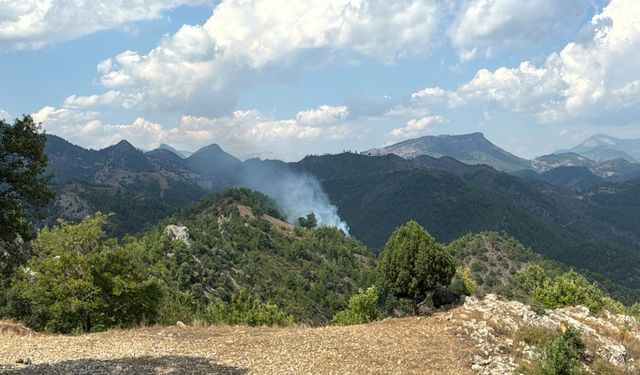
[{"left": 2, "top": 0, "right": 639, "bottom": 160}]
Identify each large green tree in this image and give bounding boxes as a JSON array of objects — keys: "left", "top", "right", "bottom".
[
  {"left": 0, "top": 115, "right": 52, "bottom": 271},
  {"left": 7, "top": 214, "right": 162, "bottom": 333},
  {"left": 378, "top": 220, "right": 455, "bottom": 315}
]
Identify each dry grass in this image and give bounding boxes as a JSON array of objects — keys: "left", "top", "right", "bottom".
[
  {"left": 0, "top": 315, "right": 476, "bottom": 374},
  {"left": 237, "top": 204, "right": 295, "bottom": 234},
  {"left": 515, "top": 326, "right": 555, "bottom": 347},
  {"left": 572, "top": 316, "right": 640, "bottom": 361},
  {"left": 0, "top": 320, "right": 34, "bottom": 337}
]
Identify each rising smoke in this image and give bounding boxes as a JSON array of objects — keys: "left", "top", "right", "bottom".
[{"left": 240, "top": 160, "right": 350, "bottom": 233}]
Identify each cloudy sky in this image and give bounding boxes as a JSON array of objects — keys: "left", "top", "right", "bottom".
[{"left": 2, "top": 0, "right": 639, "bottom": 160}]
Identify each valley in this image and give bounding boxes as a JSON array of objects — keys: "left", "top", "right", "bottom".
[{"left": 42, "top": 132, "right": 640, "bottom": 302}]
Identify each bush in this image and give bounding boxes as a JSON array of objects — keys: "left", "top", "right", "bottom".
[
  {"left": 521, "top": 323, "right": 586, "bottom": 375},
  {"left": 451, "top": 266, "right": 476, "bottom": 296},
  {"left": 297, "top": 213, "right": 318, "bottom": 229},
  {"left": 590, "top": 359, "right": 623, "bottom": 375},
  {"left": 514, "top": 264, "right": 547, "bottom": 296},
  {"left": 532, "top": 270, "right": 606, "bottom": 312},
  {"left": 332, "top": 286, "right": 380, "bottom": 325},
  {"left": 535, "top": 335, "right": 583, "bottom": 375},
  {"left": 515, "top": 266, "right": 620, "bottom": 314},
  {"left": 156, "top": 290, "right": 200, "bottom": 326},
  {"left": 201, "top": 290, "right": 293, "bottom": 327}
]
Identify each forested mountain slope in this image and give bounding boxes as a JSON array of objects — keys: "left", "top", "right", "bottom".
[
  {"left": 296, "top": 153, "right": 640, "bottom": 300},
  {"left": 140, "top": 189, "right": 375, "bottom": 325}
]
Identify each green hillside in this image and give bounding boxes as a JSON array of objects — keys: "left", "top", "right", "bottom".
[
  {"left": 139, "top": 188, "right": 375, "bottom": 325},
  {"left": 297, "top": 153, "right": 640, "bottom": 302},
  {"left": 447, "top": 232, "right": 563, "bottom": 298}
]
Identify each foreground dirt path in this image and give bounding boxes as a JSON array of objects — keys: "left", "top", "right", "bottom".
[{"left": 0, "top": 315, "right": 475, "bottom": 374}]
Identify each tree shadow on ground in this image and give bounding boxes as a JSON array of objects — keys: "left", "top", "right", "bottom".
[{"left": 0, "top": 355, "right": 247, "bottom": 375}]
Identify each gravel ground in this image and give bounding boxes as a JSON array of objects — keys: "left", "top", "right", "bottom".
[{"left": 0, "top": 315, "right": 475, "bottom": 374}]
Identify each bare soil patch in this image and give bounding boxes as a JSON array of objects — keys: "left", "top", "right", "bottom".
[{"left": 0, "top": 315, "right": 474, "bottom": 374}]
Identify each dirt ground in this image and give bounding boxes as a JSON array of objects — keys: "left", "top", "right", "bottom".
[{"left": 0, "top": 314, "right": 475, "bottom": 375}]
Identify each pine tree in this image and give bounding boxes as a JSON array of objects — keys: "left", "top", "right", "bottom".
[{"left": 378, "top": 220, "right": 455, "bottom": 315}]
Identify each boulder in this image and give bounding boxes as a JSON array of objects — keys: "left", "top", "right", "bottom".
[{"left": 163, "top": 225, "right": 190, "bottom": 245}]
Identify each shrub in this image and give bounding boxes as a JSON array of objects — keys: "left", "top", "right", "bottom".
[
  {"left": 297, "top": 213, "right": 318, "bottom": 229},
  {"left": 332, "top": 286, "right": 381, "bottom": 325},
  {"left": 514, "top": 264, "right": 548, "bottom": 296},
  {"left": 156, "top": 290, "right": 200, "bottom": 326},
  {"left": 531, "top": 270, "right": 606, "bottom": 312},
  {"left": 535, "top": 335, "right": 583, "bottom": 375},
  {"left": 516, "top": 266, "right": 620, "bottom": 314},
  {"left": 451, "top": 266, "right": 476, "bottom": 296},
  {"left": 590, "top": 359, "right": 623, "bottom": 375},
  {"left": 627, "top": 302, "right": 640, "bottom": 317},
  {"left": 601, "top": 297, "right": 625, "bottom": 315},
  {"left": 521, "top": 323, "right": 586, "bottom": 375},
  {"left": 201, "top": 290, "right": 293, "bottom": 327}
]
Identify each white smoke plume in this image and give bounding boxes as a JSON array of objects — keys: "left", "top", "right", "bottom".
[{"left": 240, "top": 160, "right": 350, "bottom": 233}]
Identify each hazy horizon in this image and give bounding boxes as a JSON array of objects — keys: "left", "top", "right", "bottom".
[{"left": 44, "top": 128, "right": 635, "bottom": 163}]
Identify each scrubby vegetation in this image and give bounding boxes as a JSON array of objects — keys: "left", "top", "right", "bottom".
[
  {"left": 1, "top": 189, "right": 377, "bottom": 332},
  {"left": 514, "top": 265, "right": 624, "bottom": 314},
  {"left": 450, "top": 266, "right": 476, "bottom": 297},
  {"left": 331, "top": 286, "right": 381, "bottom": 325},
  {"left": 447, "top": 231, "right": 563, "bottom": 299},
  {"left": 521, "top": 324, "right": 586, "bottom": 375}
]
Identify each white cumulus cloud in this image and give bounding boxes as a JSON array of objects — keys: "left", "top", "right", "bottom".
[
  {"left": 34, "top": 104, "right": 355, "bottom": 154},
  {"left": 0, "top": 0, "right": 208, "bottom": 50},
  {"left": 296, "top": 105, "right": 349, "bottom": 125},
  {"left": 388, "top": 115, "right": 447, "bottom": 138},
  {"left": 414, "top": 0, "right": 640, "bottom": 126},
  {"left": 68, "top": 0, "right": 441, "bottom": 114},
  {"left": 448, "top": 0, "right": 591, "bottom": 60}
]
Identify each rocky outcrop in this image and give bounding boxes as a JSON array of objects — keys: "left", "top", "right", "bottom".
[
  {"left": 163, "top": 225, "right": 190, "bottom": 245},
  {"left": 452, "top": 294, "right": 638, "bottom": 374}
]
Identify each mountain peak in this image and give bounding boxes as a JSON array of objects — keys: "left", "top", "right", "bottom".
[
  {"left": 108, "top": 139, "right": 136, "bottom": 152},
  {"left": 157, "top": 143, "right": 190, "bottom": 158},
  {"left": 582, "top": 134, "right": 620, "bottom": 147},
  {"left": 362, "top": 133, "right": 530, "bottom": 173},
  {"left": 562, "top": 134, "right": 640, "bottom": 162},
  {"left": 196, "top": 143, "right": 224, "bottom": 153},
  {"left": 186, "top": 143, "right": 241, "bottom": 179}
]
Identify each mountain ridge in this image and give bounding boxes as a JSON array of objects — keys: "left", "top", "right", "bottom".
[
  {"left": 362, "top": 132, "right": 533, "bottom": 173},
  {"left": 560, "top": 134, "right": 640, "bottom": 162},
  {"left": 43, "top": 134, "right": 640, "bottom": 301}
]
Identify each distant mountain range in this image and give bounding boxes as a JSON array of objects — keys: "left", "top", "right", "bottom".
[
  {"left": 559, "top": 134, "right": 640, "bottom": 162},
  {"left": 42, "top": 132, "right": 640, "bottom": 302},
  {"left": 362, "top": 132, "right": 640, "bottom": 191},
  {"left": 363, "top": 132, "right": 532, "bottom": 173}
]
